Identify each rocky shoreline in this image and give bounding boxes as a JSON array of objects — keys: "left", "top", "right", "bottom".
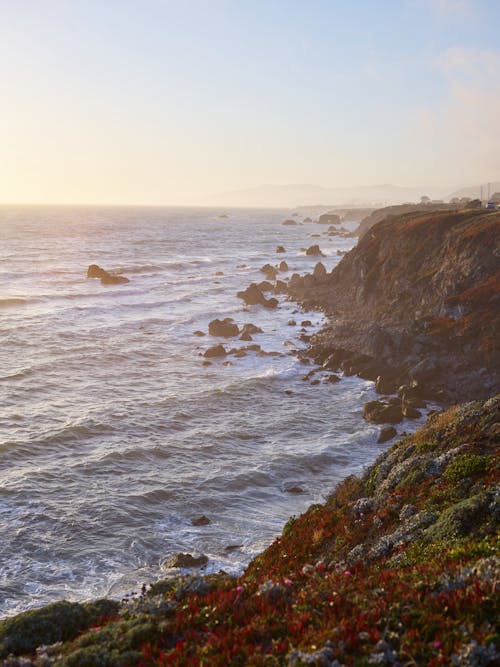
[{"left": 1, "top": 207, "right": 498, "bottom": 666}]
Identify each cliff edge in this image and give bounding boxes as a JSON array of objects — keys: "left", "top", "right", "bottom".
[{"left": 289, "top": 209, "right": 500, "bottom": 402}]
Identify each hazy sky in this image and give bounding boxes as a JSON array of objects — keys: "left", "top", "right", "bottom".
[{"left": 1, "top": 0, "right": 499, "bottom": 205}]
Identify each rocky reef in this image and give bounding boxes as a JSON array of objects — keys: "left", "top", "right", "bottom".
[
  {"left": 288, "top": 208, "right": 500, "bottom": 403},
  {"left": 1, "top": 396, "right": 498, "bottom": 666}
]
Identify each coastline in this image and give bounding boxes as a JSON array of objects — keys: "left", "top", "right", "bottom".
[{"left": 1, "top": 207, "right": 498, "bottom": 665}]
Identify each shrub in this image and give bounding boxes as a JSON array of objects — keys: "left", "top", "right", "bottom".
[{"left": 444, "top": 454, "right": 492, "bottom": 482}]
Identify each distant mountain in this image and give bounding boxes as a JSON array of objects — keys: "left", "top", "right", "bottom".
[
  {"left": 206, "top": 183, "right": 451, "bottom": 208},
  {"left": 448, "top": 182, "right": 500, "bottom": 200}
]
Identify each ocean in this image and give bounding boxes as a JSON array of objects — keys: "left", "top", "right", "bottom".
[{"left": 0, "top": 206, "right": 426, "bottom": 619}]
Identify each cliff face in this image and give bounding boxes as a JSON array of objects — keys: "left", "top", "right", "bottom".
[{"left": 290, "top": 209, "right": 500, "bottom": 401}]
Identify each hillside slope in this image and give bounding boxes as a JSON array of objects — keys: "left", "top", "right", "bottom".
[
  {"left": 1, "top": 396, "right": 498, "bottom": 666},
  {"left": 289, "top": 209, "right": 500, "bottom": 402}
]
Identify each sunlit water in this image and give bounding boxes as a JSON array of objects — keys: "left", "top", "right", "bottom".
[{"left": 0, "top": 206, "right": 428, "bottom": 618}]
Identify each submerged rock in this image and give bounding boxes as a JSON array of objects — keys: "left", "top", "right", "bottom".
[
  {"left": 276, "top": 245, "right": 286, "bottom": 253},
  {"left": 191, "top": 515, "right": 211, "bottom": 526}
]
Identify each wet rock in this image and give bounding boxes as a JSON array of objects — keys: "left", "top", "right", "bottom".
[
  {"left": 402, "top": 404, "right": 422, "bottom": 419},
  {"left": 301, "top": 320, "right": 312, "bottom": 327},
  {"left": 237, "top": 283, "right": 278, "bottom": 308},
  {"left": 313, "top": 261, "right": 328, "bottom": 283},
  {"left": 163, "top": 553, "right": 208, "bottom": 568},
  {"left": 215, "top": 270, "right": 224, "bottom": 276},
  {"left": 286, "top": 485, "right": 305, "bottom": 494},
  {"left": 193, "top": 330, "right": 206, "bottom": 337},
  {"left": 377, "top": 426, "right": 397, "bottom": 443},
  {"left": 204, "top": 344, "right": 227, "bottom": 358},
  {"left": 191, "top": 515, "right": 211, "bottom": 526},
  {"left": 257, "top": 280, "right": 274, "bottom": 292},
  {"left": 260, "top": 263, "right": 278, "bottom": 280},
  {"left": 87, "top": 264, "right": 130, "bottom": 284},
  {"left": 279, "top": 260, "right": 289, "bottom": 272},
  {"left": 276, "top": 245, "right": 286, "bottom": 253},
  {"left": 375, "top": 375, "right": 397, "bottom": 395},
  {"left": 208, "top": 318, "right": 239, "bottom": 337},
  {"left": 239, "top": 332, "right": 252, "bottom": 341},
  {"left": 202, "top": 360, "right": 212, "bottom": 366},
  {"left": 288, "top": 319, "right": 296, "bottom": 326},
  {"left": 305, "top": 244, "right": 325, "bottom": 257},
  {"left": 303, "top": 217, "right": 312, "bottom": 223},
  {"left": 275, "top": 279, "right": 288, "bottom": 293},
  {"left": 364, "top": 400, "right": 404, "bottom": 424},
  {"left": 282, "top": 219, "right": 297, "bottom": 225},
  {"left": 241, "top": 323, "right": 263, "bottom": 335},
  {"left": 326, "top": 374, "right": 341, "bottom": 383}
]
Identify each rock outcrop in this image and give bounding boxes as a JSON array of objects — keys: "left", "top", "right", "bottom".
[
  {"left": 289, "top": 209, "right": 500, "bottom": 401},
  {"left": 87, "top": 264, "right": 130, "bottom": 285},
  {"left": 237, "top": 284, "right": 278, "bottom": 309}
]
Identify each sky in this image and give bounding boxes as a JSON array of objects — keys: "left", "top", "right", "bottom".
[{"left": 0, "top": 0, "right": 499, "bottom": 205}]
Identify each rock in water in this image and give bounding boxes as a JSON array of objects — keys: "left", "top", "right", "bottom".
[
  {"left": 305, "top": 245, "right": 325, "bottom": 257},
  {"left": 276, "top": 245, "right": 286, "bottom": 253},
  {"left": 204, "top": 344, "right": 227, "bottom": 358},
  {"left": 260, "top": 264, "right": 278, "bottom": 280},
  {"left": 237, "top": 284, "right": 278, "bottom": 309},
  {"left": 241, "top": 323, "right": 263, "bottom": 335},
  {"left": 377, "top": 426, "right": 397, "bottom": 443},
  {"left": 208, "top": 318, "right": 239, "bottom": 337},
  {"left": 191, "top": 515, "right": 211, "bottom": 526},
  {"left": 87, "top": 264, "right": 129, "bottom": 284},
  {"left": 163, "top": 553, "right": 208, "bottom": 568}
]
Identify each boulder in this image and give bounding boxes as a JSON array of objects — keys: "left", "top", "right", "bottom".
[
  {"left": 257, "top": 280, "right": 274, "bottom": 292},
  {"left": 164, "top": 553, "right": 208, "bottom": 569},
  {"left": 208, "top": 318, "right": 239, "bottom": 337},
  {"left": 87, "top": 264, "right": 108, "bottom": 279},
  {"left": 303, "top": 217, "right": 312, "bottom": 223},
  {"left": 318, "top": 213, "right": 341, "bottom": 225},
  {"left": 363, "top": 400, "right": 403, "bottom": 424},
  {"left": 274, "top": 280, "right": 288, "bottom": 293},
  {"left": 326, "top": 374, "right": 341, "bottom": 383},
  {"left": 87, "top": 264, "right": 129, "bottom": 284},
  {"left": 276, "top": 245, "right": 286, "bottom": 253},
  {"left": 260, "top": 264, "right": 278, "bottom": 280},
  {"left": 305, "top": 245, "right": 325, "bottom": 257},
  {"left": 279, "top": 261, "right": 289, "bottom": 272},
  {"left": 312, "top": 262, "right": 328, "bottom": 283},
  {"left": 237, "top": 283, "right": 267, "bottom": 306},
  {"left": 193, "top": 330, "right": 206, "bottom": 337},
  {"left": 241, "top": 323, "right": 263, "bottom": 335},
  {"left": 282, "top": 219, "right": 297, "bottom": 225},
  {"left": 375, "top": 375, "right": 397, "bottom": 395},
  {"left": 377, "top": 426, "right": 397, "bottom": 443},
  {"left": 204, "top": 344, "right": 227, "bottom": 358},
  {"left": 239, "top": 333, "right": 252, "bottom": 341},
  {"left": 237, "top": 284, "right": 278, "bottom": 309},
  {"left": 402, "top": 405, "right": 422, "bottom": 419},
  {"left": 301, "top": 320, "right": 312, "bottom": 327}
]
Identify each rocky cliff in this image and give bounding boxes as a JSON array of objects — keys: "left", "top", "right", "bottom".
[
  {"left": 352, "top": 202, "right": 463, "bottom": 238},
  {"left": 289, "top": 209, "right": 500, "bottom": 403}
]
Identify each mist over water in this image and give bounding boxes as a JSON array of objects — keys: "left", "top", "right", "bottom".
[{"left": 0, "top": 206, "right": 424, "bottom": 619}]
